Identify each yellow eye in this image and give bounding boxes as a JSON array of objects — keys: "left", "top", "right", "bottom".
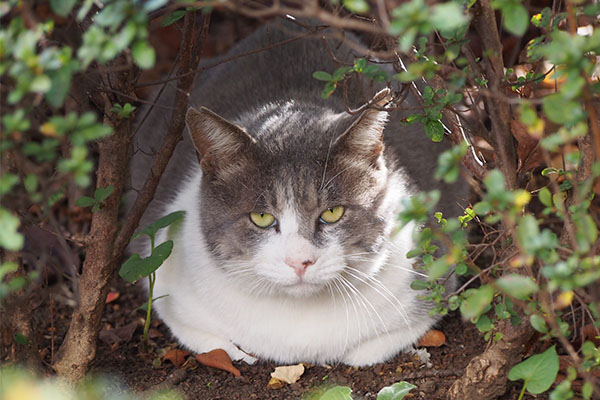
[
  {"left": 319, "top": 206, "right": 345, "bottom": 224},
  {"left": 250, "top": 212, "right": 276, "bottom": 228}
]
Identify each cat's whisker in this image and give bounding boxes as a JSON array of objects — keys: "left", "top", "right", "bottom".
[
  {"left": 321, "top": 165, "right": 352, "bottom": 192},
  {"left": 333, "top": 276, "right": 361, "bottom": 348},
  {"left": 338, "top": 276, "right": 376, "bottom": 342},
  {"left": 339, "top": 275, "right": 390, "bottom": 346},
  {"left": 331, "top": 277, "right": 352, "bottom": 357},
  {"left": 344, "top": 267, "right": 412, "bottom": 329},
  {"left": 318, "top": 133, "right": 336, "bottom": 192},
  {"left": 344, "top": 255, "right": 429, "bottom": 279}
]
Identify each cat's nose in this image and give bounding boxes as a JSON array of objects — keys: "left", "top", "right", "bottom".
[{"left": 285, "top": 257, "right": 315, "bottom": 277}]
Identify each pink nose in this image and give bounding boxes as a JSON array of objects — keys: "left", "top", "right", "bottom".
[{"left": 285, "top": 257, "right": 315, "bottom": 277}]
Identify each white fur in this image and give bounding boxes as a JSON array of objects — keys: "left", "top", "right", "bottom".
[{"left": 149, "top": 167, "right": 436, "bottom": 366}]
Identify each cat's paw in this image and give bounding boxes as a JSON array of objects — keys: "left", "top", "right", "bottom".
[
  {"left": 227, "top": 346, "right": 257, "bottom": 365},
  {"left": 342, "top": 331, "right": 413, "bottom": 366}
]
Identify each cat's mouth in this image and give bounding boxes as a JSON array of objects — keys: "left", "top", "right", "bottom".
[{"left": 279, "top": 280, "right": 325, "bottom": 297}]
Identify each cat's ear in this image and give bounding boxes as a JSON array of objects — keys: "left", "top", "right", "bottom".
[
  {"left": 186, "top": 107, "right": 257, "bottom": 177},
  {"left": 334, "top": 89, "right": 391, "bottom": 164}
]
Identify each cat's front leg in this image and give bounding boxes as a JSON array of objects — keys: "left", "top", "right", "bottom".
[
  {"left": 172, "top": 324, "right": 257, "bottom": 364},
  {"left": 342, "top": 328, "right": 423, "bottom": 366}
]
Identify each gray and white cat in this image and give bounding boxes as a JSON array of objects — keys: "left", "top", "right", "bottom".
[{"left": 129, "top": 19, "right": 466, "bottom": 365}]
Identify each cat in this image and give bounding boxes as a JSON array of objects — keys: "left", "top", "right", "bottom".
[{"left": 128, "top": 18, "right": 467, "bottom": 366}]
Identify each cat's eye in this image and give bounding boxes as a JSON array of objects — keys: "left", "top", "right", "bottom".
[
  {"left": 250, "top": 212, "right": 276, "bottom": 228},
  {"left": 319, "top": 206, "right": 345, "bottom": 224}
]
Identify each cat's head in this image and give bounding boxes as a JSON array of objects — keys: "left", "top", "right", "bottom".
[{"left": 185, "top": 92, "right": 402, "bottom": 298}]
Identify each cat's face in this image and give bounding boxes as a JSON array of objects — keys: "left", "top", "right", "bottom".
[{"left": 186, "top": 100, "right": 396, "bottom": 298}]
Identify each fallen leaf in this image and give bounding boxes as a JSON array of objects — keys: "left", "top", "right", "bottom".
[
  {"left": 270, "top": 363, "right": 305, "bottom": 384},
  {"left": 195, "top": 349, "right": 241, "bottom": 377},
  {"left": 267, "top": 377, "right": 283, "bottom": 389},
  {"left": 98, "top": 321, "right": 138, "bottom": 347},
  {"left": 106, "top": 292, "right": 120, "bottom": 304},
  {"left": 553, "top": 290, "right": 574, "bottom": 310},
  {"left": 418, "top": 329, "right": 446, "bottom": 347},
  {"left": 582, "top": 323, "right": 600, "bottom": 345},
  {"left": 163, "top": 349, "right": 190, "bottom": 368},
  {"left": 510, "top": 119, "right": 544, "bottom": 173}
]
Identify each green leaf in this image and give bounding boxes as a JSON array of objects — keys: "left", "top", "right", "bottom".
[
  {"left": 14, "top": 333, "right": 29, "bottom": 345},
  {"left": 94, "top": 185, "right": 114, "bottom": 203},
  {"left": 531, "top": 7, "right": 551, "bottom": 28},
  {"left": 543, "top": 94, "right": 585, "bottom": 125},
  {"left": 313, "top": 71, "right": 333, "bottom": 82},
  {"left": 133, "top": 211, "right": 186, "bottom": 242},
  {"left": 0, "top": 173, "right": 19, "bottom": 198},
  {"left": 136, "top": 294, "right": 169, "bottom": 312},
  {"left": 430, "top": 3, "right": 469, "bottom": 32},
  {"left": 425, "top": 120, "right": 444, "bottom": 142},
  {"left": 502, "top": 4, "right": 529, "bottom": 36},
  {"left": 496, "top": 274, "right": 539, "bottom": 300},
  {"left": 317, "top": 386, "right": 353, "bottom": 400},
  {"left": 132, "top": 41, "right": 156, "bottom": 70},
  {"left": 473, "top": 201, "right": 491, "bottom": 216},
  {"left": 508, "top": 345, "right": 559, "bottom": 394},
  {"left": 321, "top": 81, "right": 337, "bottom": 99},
  {"left": 0, "top": 262, "right": 18, "bottom": 278},
  {"left": 427, "top": 258, "right": 450, "bottom": 280},
  {"left": 529, "top": 314, "right": 548, "bottom": 334},
  {"left": 74, "top": 196, "right": 95, "bottom": 207},
  {"left": 119, "top": 240, "right": 174, "bottom": 283},
  {"left": 410, "top": 279, "right": 429, "bottom": 290},
  {"left": 476, "top": 315, "right": 493, "bottom": 333},
  {"left": 539, "top": 187, "right": 552, "bottom": 207},
  {"left": 46, "top": 66, "right": 74, "bottom": 108},
  {"left": 541, "top": 167, "right": 559, "bottom": 176},
  {"left": 582, "top": 382, "right": 593, "bottom": 399},
  {"left": 354, "top": 58, "right": 367, "bottom": 72},
  {"left": 143, "top": 0, "right": 168, "bottom": 12},
  {"left": 342, "top": 0, "right": 369, "bottom": 14},
  {"left": 50, "top": 0, "right": 77, "bottom": 17},
  {"left": 161, "top": 10, "right": 187, "bottom": 27},
  {"left": 0, "top": 208, "right": 24, "bottom": 251},
  {"left": 377, "top": 381, "right": 417, "bottom": 400},
  {"left": 31, "top": 75, "right": 51, "bottom": 93},
  {"left": 460, "top": 285, "right": 494, "bottom": 320},
  {"left": 24, "top": 174, "right": 38, "bottom": 193}
]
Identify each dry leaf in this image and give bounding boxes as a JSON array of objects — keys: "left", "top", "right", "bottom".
[
  {"left": 163, "top": 349, "right": 190, "bottom": 368},
  {"left": 270, "top": 363, "right": 305, "bottom": 384},
  {"left": 98, "top": 321, "right": 138, "bottom": 347},
  {"left": 582, "top": 323, "right": 600, "bottom": 345},
  {"left": 553, "top": 290, "right": 574, "bottom": 310},
  {"left": 267, "top": 377, "right": 283, "bottom": 389},
  {"left": 105, "top": 292, "right": 120, "bottom": 304},
  {"left": 510, "top": 119, "right": 544, "bottom": 173},
  {"left": 418, "top": 329, "right": 446, "bottom": 347},
  {"left": 195, "top": 349, "right": 241, "bottom": 377}
]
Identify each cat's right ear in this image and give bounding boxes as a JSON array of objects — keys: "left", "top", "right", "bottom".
[{"left": 186, "top": 107, "right": 257, "bottom": 178}]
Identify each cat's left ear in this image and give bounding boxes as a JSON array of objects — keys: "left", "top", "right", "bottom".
[
  {"left": 186, "top": 106, "right": 257, "bottom": 178},
  {"left": 334, "top": 88, "right": 391, "bottom": 164}
]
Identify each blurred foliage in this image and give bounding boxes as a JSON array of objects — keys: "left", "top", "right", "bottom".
[
  {"left": 0, "top": 0, "right": 164, "bottom": 297},
  {"left": 0, "top": 366, "right": 183, "bottom": 400}
]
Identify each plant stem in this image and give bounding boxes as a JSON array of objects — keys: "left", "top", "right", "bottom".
[
  {"left": 517, "top": 384, "right": 526, "bottom": 400},
  {"left": 143, "top": 272, "right": 155, "bottom": 346}
]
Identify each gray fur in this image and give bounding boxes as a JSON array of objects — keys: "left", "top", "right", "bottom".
[{"left": 129, "top": 19, "right": 466, "bottom": 239}]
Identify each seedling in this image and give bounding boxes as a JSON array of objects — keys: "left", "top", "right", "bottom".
[
  {"left": 75, "top": 185, "right": 114, "bottom": 212},
  {"left": 119, "top": 211, "right": 185, "bottom": 348},
  {"left": 109, "top": 103, "right": 137, "bottom": 119}
]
